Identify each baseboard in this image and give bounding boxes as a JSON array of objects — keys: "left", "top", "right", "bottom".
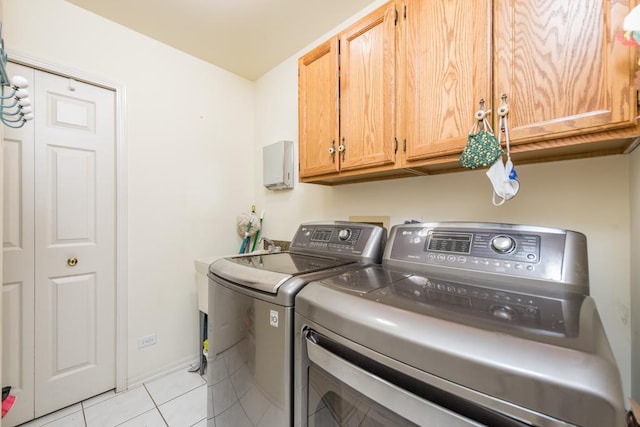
[{"left": 125, "top": 355, "right": 201, "bottom": 390}]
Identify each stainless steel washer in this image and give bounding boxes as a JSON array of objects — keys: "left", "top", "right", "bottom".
[
  {"left": 295, "top": 222, "right": 626, "bottom": 427},
  {"left": 207, "top": 221, "right": 386, "bottom": 427}
]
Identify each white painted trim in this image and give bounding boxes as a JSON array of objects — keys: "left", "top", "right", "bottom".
[
  {"left": 7, "top": 50, "right": 130, "bottom": 393},
  {"left": 126, "top": 356, "right": 201, "bottom": 390}
]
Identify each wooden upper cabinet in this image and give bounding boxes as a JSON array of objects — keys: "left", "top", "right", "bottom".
[
  {"left": 339, "top": 2, "right": 397, "bottom": 172},
  {"left": 298, "top": 37, "right": 340, "bottom": 179},
  {"left": 494, "top": 0, "right": 637, "bottom": 145},
  {"left": 299, "top": 0, "right": 638, "bottom": 184},
  {"left": 298, "top": 2, "right": 396, "bottom": 180},
  {"left": 401, "top": 0, "right": 492, "bottom": 162}
]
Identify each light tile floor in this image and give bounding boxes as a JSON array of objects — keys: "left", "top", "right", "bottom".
[{"left": 18, "top": 367, "right": 207, "bottom": 427}]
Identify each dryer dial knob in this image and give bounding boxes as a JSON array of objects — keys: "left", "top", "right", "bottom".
[
  {"left": 338, "top": 229, "right": 352, "bottom": 241},
  {"left": 491, "top": 235, "right": 515, "bottom": 253},
  {"left": 492, "top": 306, "right": 516, "bottom": 321}
]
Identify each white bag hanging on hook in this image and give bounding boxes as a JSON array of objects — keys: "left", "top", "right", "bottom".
[
  {"left": 486, "top": 157, "right": 519, "bottom": 206},
  {"left": 486, "top": 97, "right": 520, "bottom": 206}
]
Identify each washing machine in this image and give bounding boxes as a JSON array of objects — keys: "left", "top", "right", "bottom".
[{"left": 207, "top": 221, "right": 386, "bottom": 426}]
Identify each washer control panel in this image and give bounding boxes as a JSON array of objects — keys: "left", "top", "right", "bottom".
[
  {"left": 301, "top": 225, "right": 362, "bottom": 249},
  {"left": 290, "top": 222, "right": 386, "bottom": 263},
  {"left": 387, "top": 223, "right": 587, "bottom": 289}
]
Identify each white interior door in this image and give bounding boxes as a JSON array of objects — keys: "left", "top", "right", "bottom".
[
  {"left": 2, "top": 63, "right": 36, "bottom": 427},
  {"left": 2, "top": 63, "right": 117, "bottom": 425},
  {"left": 33, "top": 70, "right": 116, "bottom": 417}
]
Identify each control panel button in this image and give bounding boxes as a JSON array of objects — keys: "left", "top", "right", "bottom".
[
  {"left": 338, "top": 229, "right": 352, "bottom": 241},
  {"left": 491, "top": 235, "right": 516, "bottom": 253}
]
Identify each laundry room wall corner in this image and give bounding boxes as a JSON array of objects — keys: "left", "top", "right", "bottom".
[
  {"left": 2, "top": 0, "right": 256, "bottom": 388},
  {"left": 629, "top": 146, "right": 640, "bottom": 402}
]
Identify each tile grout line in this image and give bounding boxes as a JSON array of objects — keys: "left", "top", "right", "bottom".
[
  {"left": 143, "top": 383, "right": 170, "bottom": 427},
  {"left": 80, "top": 396, "right": 100, "bottom": 427},
  {"left": 81, "top": 403, "right": 88, "bottom": 427}
]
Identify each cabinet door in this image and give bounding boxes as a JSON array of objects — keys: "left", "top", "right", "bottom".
[
  {"left": 402, "top": 0, "right": 492, "bottom": 162},
  {"left": 339, "top": 2, "right": 396, "bottom": 172},
  {"left": 494, "top": 0, "right": 636, "bottom": 144},
  {"left": 298, "top": 37, "right": 340, "bottom": 178}
]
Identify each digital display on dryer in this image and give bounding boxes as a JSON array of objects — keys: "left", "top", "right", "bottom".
[
  {"left": 427, "top": 289, "right": 472, "bottom": 308},
  {"left": 311, "top": 228, "right": 334, "bottom": 242},
  {"left": 426, "top": 232, "right": 472, "bottom": 254}
]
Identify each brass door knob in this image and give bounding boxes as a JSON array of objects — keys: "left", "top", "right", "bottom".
[{"left": 67, "top": 257, "right": 78, "bottom": 267}]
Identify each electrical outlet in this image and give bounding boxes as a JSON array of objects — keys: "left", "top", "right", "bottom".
[{"left": 137, "top": 334, "right": 157, "bottom": 348}]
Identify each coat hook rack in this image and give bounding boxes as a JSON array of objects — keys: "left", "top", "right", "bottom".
[{"left": 0, "top": 23, "right": 33, "bottom": 128}]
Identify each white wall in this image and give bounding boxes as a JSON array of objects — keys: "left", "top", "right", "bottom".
[
  {"left": 3, "top": 0, "right": 255, "bottom": 383},
  {"left": 254, "top": 6, "right": 634, "bottom": 400}
]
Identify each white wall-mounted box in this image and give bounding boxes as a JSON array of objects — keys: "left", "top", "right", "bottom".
[{"left": 263, "top": 140, "right": 294, "bottom": 190}]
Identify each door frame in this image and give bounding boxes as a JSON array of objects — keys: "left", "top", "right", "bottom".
[{"left": 7, "top": 50, "right": 129, "bottom": 393}]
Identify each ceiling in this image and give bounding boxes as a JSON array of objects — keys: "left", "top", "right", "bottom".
[{"left": 65, "top": 0, "right": 378, "bottom": 80}]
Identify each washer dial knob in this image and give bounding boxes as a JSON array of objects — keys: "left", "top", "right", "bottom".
[
  {"left": 338, "top": 229, "right": 352, "bottom": 241},
  {"left": 491, "top": 235, "right": 515, "bottom": 253},
  {"left": 492, "top": 306, "right": 516, "bottom": 321}
]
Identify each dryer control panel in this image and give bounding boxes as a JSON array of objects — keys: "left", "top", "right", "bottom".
[{"left": 385, "top": 222, "right": 588, "bottom": 295}]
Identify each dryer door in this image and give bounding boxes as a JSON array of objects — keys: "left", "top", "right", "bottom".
[{"left": 303, "top": 329, "right": 532, "bottom": 427}]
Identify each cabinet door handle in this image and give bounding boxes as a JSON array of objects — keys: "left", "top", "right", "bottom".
[
  {"left": 338, "top": 137, "right": 346, "bottom": 161},
  {"left": 67, "top": 257, "right": 78, "bottom": 267},
  {"left": 328, "top": 140, "right": 336, "bottom": 163}
]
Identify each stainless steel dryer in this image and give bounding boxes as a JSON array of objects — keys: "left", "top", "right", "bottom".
[
  {"left": 207, "top": 221, "right": 386, "bottom": 427},
  {"left": 294, "top": 222, "right": 626, "bottom": 427}
]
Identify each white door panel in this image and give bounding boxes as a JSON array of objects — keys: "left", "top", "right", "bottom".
[
  {"left": 34, "top": 70, "right": 116, "bottom": 417},
  {"left": 3, "top": 138, "right": 26, "bottom": 250},
  {"left": 48, "top": 146, "right": 96, "bottom": 244},
  {"left": 2, "top": 281, "right": 33, "bottom": 423},
  {"left": 2, "top": 62, "right": 116, "bottom": 425},
  {"left": 2, "top": 63, "right": 36, "bottom": 427},
  {"left": 2, "top": 282, "right": 25, "bottom": 386},
  {"left": 49, "top": 93, "right": 96, "bottom": 130},
  {"left": 48, "top": 274, "right": 97, "bottom": 375}
]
